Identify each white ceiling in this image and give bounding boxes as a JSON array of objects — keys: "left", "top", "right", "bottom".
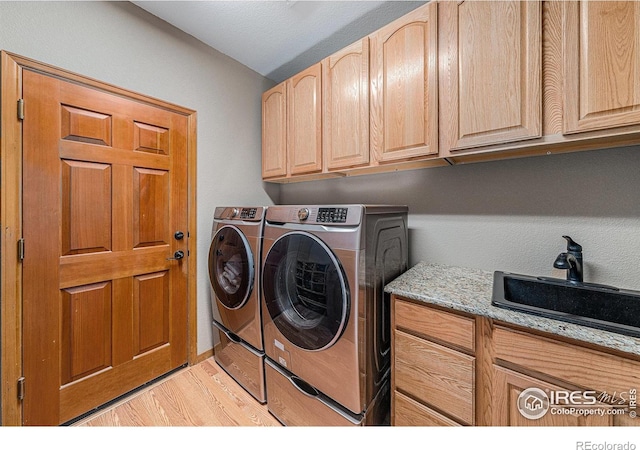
[{"left": 132, "top": 1, "right": 425, "bottom": 82}]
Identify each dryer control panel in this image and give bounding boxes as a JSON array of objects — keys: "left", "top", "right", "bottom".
[{"left": 214, "top": 206, "right": 264, "bottom": 222}]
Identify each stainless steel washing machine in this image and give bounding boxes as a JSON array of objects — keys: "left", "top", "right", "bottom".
[
  {"left": 209, "top": 206, "right": 266, "bottom": 403},
  {"left": 261, "top": 205, "right": 408, "bottom": 425}
]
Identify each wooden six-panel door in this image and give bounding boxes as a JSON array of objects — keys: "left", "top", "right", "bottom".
[{"left": 22, "top": 69, "right": 189, "bottom": 425}]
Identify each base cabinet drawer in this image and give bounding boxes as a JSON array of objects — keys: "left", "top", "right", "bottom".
[
  {"left": 395, "top": 299, "right": 475, "bottom": 352},
  {"left": 394, "top": 391, "right": 461, "bottom": 426},
  {"left": 394, "top": 329, "right": 475, "bottom": 425}
]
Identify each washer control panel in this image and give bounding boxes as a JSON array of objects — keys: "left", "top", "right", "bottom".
[
  {"left": 317, "top": 207, "right": 348, "bottom": 223},
  {"left": 214, "top": 206, "right": 263, "bottom": 221}
]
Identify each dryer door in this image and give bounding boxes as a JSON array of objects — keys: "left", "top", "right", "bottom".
[
  {"left": 262, "top": 232, "right": 350, "bottom": 351},
  {"left": 209, "top": 225, "right": 254, "bottom": 309}
]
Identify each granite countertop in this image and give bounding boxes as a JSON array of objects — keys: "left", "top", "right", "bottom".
[{"left": 385, "top": 261, "right": 640, "bottom": 357}]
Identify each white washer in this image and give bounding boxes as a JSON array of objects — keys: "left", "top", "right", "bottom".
[
  {"left": 261, "top": 205, "right": 408, "bottom": 425},
  {"left": 208, "top": 206, "right": 266, "bottom": 402}
]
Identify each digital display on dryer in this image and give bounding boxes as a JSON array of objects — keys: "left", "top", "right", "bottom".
[
  {"left": 317, "top": 207, "right": 348, "bottom": 223},
  {"left": 240, "top": 208, "right": 257, "bottom": 219}
]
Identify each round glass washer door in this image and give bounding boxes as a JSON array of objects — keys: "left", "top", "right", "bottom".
[
  {"left": 262, "top": 231, "right": 350, "bottom": 351},
  {"left": 208, "top": 225, "right": 254, "bottom": 310}
]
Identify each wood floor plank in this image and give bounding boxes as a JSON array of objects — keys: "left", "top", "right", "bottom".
[{"left": 74, "top": 357, "right": 281, "bottom": 427}]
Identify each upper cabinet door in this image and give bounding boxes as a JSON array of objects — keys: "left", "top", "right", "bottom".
[
  {"left": 323, "top": 38, "right": 370, "bottom": 170},
  {"left": 262, "top": 82, "right": 287, "bottom": 179},
  {"left": 370, "top": 2, "right": 439, "bottom": 163},
  {"left": 563, "top": 1, "right": 640, "bottom": 134},
  {"left": 288, "top": 63, "right": 322, "bottom": 175},
  {"left": 439, "top": 1, "right": 542, "bottom": 155}
]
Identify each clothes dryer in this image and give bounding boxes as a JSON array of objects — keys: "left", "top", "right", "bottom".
[
  {"left": 261, "top": 205, "right": 408, "bottom": 425},
  {"left": 208, "top": 206, "right": 266, "bottom": 402}
]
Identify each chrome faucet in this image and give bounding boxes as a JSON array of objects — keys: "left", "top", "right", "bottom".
[{"left": 553, "top": 235, "right": 583, "bottom": 283}]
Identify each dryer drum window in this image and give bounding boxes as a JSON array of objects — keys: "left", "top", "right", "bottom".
[
  {"left": 263, "top": 232, "right": 350, "bottom": 351},
  {"left": 209, "top": 225, "right": 254, "bottom": 309}
]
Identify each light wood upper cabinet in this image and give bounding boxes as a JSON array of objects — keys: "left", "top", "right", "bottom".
[
  {"left": 262, "top": 82, "right": 287, "bottom": 179},
  {"left": 563, "top": 1, "right": 640, "bottom": 134},
  {"left": 322, "top": 38, "right": 370, "bottom": 170},
  {"left": 439, "top": 0, "right": 542, "bottom": 155},
  {"left": 370, "top": 1, "right": 439, "bottom": 163},
  {"left": 287, "top": 63, "right": 322, "bottom": 175},
  {"left": 261, "top": 1, "right": 640, "bottom": 182}
]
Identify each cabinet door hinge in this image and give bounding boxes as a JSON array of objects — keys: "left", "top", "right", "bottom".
[
  {"left": 18, "top": 238, "right": 25, "bottom": 261},
  {"left": 17, "top": 377, "right": 25, "bottom": 401},
  {"left": 17, "top": 99, "right": 25, "bottom": 120}
]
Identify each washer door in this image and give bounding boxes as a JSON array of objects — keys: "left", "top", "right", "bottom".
[
  {"left": 209, "top": 225, "right": 254, "bottom": 310},
  {"left": 262, "top": 232, "right": 350, "bottom": 351}
]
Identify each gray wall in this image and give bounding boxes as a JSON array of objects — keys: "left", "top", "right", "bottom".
[
  {"left": 281, "top": 146, "right": 640, "bottom": 291},
  {"left": 0, "top": 1, "right": 278, "bottom": 355}
]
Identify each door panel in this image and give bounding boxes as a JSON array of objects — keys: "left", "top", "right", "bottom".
[
  {"left": 134, "top": 121, "right": 170, "bottom": 155},
  {"left": 61, "top": 282, "right": 113, "bottom": 384},
  {"left": 22, "top": 69, "right": 188, "bottom": 425},
  {"left": 133, "top": 168, "right": 170, "bottom": 248},
  {"left": 61, "top": 160, "right": 112, "bottom": 255},
  {"left": 60, "top": 104, "right": 112, "bottom": 146},
  {"left": 133, "top": 271, "right": 170, "bottom": 355}
]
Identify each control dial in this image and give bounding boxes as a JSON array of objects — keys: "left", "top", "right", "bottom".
[
  {"left": 231, "top": 208, "right": 240, "bottom": 218},
  {"left": 297, "top": 208, "right": 310, "bottom": 221}
]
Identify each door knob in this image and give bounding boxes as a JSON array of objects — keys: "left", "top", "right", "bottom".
[
  {"left": 174, "top": 231, "right": 185, "bottom": 240},
  {"left": 167, "top": 250, "right": 185, "bottom": 260}
]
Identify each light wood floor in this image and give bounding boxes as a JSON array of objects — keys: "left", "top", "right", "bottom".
[{"left": 73, "top": 357, "right": 282, "bottom": 426}]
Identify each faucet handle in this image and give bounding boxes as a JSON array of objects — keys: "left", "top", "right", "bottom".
[{"left": 562, "top": 235, "right": 582, "bottom": 252}]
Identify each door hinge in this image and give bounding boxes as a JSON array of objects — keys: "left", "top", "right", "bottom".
[
  {"left": 17, "top": 99, "right": 25, "bottom": 120},
  {"left": 17, "top": 377, "right": 25, "bottom": 401},
  {"left": 17, "top": 238, "right": 25, "bottom": 261}
]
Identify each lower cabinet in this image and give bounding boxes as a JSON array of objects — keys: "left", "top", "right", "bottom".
[
  {"left": 492, "top": 365, "right": 627, "bottom": 426},
  {"left": 391, "top": 295, "right": 640, "bottom": 427},
  {"left": 492, "top": 325, "right": 640, "bottom": 427},
  {"left": 392, "top": 297, "right": 476, "bottom": 426}
]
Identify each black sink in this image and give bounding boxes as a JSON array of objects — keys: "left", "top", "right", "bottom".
[{"left": 492, "top": 271, "right": 640, "bottom": 338}]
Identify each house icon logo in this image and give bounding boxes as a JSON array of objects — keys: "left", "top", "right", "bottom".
[{"left": 517, "top": 387, "right": 550, "bottom": 420}]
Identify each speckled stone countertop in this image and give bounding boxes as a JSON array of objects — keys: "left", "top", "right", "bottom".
[{"left": 385, "top": 262, "right": 640, "bottom": 357}]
